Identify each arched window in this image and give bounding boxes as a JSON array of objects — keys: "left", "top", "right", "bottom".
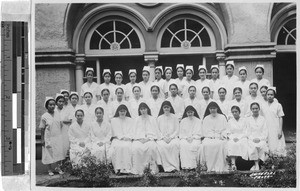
[
  {"left": 85, "top": 20, "right": 145, "bottom": 56},
  {"left": 276, "top": 19, "right": 296, "bottom": 45},
  {"left": 158, "top": 18, "right": 216, "bottom": 54}
]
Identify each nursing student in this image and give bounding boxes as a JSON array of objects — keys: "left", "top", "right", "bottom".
[
  {"left": 174, "top": 64, "right": 187, "bottom": 97},
  {"left": 139, "top": 66, "right": 153, "bottom": 100},
  {"left": 246, "top": 102, "right": 268, "bottom": 171},
  {"left": 196, "top": 65, "right": 211, "bottom": 100},
  {"left": 80, "top": 91, "right": 97, "bottom": 123},
  {"left": 183, "top": 85, "right": 201, "bottom": 117},
  {"left": 261, "top": 87, "right": 286, "bottom": 156},
  {"left": 68, "top": 109, "right": 91, "bottom": 166},
  {"left": 179, "top": 106, "right": 202, "bottom": 170},
  {"left": 166, "top": 83, "right": 185, "bottom": 121},
  {"left": 97, "top": 88, "right": 113, "bottom": 122},
  {"left": 251, "top": 64, "right": 270, "bottom": 97},
  {"left": 80, "top": 67, "right": 99, "bottom": 104},
  {"left": 163, "top": 66, "right": 175, "bottom": 98},
  {"left": 110, "top": 104, "right": 134, "bottom": 174},
  {"left": 111, "top": 87, "right": 129, "bottom": 118},
  {"left": 156, "top": 101, "right": 180, "bottom": 172},
  {"left": 89, "top": 107, "right": 112, "bottom": 164},
  {"left": 227, "top": 105, "right": 248, "bottom": 171},
  {"left": 153, "top": 66, "right": 165, "bottom": 99},
  {"left": 221, "top": 61, "right": 239, "bottom": 101},
  {"left": 128, "top": 86, "right": 145, "bottom": 119},
  {"left": 131, "top": 102, "right": 161, "bottom": 175},
  {"left": 147, "top": 85, "right": 164, "bottom": 118},
  {"left": 245, "top": 82, "right": 262, "bottom": 117},
  {"left": 200, "top": 102, "right": 229, "bottom": 172},
  {"left": 199, "top": 86, "right": 213, "bottom": 119},
  {"left": 60, "top": 89, "right": 70, "bottom": 107},
  {"left": 98, "top": 69, "right": 115, "bottom": 101},
  {"left": 229, "top": 87, "right": 248, "bottom": 119},
  {"left": 181, "top": 65, "right": 196, "bottom": 99},
  {"left": 216, "top": 86, "right": 230, "bottom": 118},
  {"left": 112, "top": 71, "right": 126, "bottom": 101},
  {"left": 234, "top": 66, "right": 251, "bottom": 99},
  {"left": 125, "top": 69, "right": 138, "bottom": 101},
  {"left": 39, "top": 97, "right": 65, "bottom": 176},
  {"left": 209, "top": 65, "right": 222, "bottom": 100}
]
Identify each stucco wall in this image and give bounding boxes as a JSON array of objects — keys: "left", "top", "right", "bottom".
[
  {"left": 36, "top": 67, "right": 75, "bottom": 130},
  {"left": 35, "top": 3, "right": 69, "bottom": 50}
]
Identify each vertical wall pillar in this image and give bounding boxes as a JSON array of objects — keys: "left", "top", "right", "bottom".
[
  {"left": 144, "top": 53, "right": 158, "bottom": 82},
  {"left": 216, "top": 52, "right": 226, "bottom": 78},
  {"left": 96, "top": 59, "right": 101, "bottom": 84},
  {"left": 75, "top": 54, "right": 85, "bottom": 95},
  {"left": 202, "top": 56, "right": 206, "bottom": 68}
]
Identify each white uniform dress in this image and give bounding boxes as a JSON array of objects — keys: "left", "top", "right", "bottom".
[
  {"left": 157, "top": 114, "right": 180, "bottom": 172},
  {"left": 89, "top": 120, "right": 112, "bottom": 163},
  {"left": 174, "top": 77, "right": 187, "bottom": 97},
  {"left": 179, "top": 116, "right": 202, "bottom": 169},
  {"left": 39, "top": 111, "right": 64, "bottom": 164},
  {"left": 68, "top": 121, "right": 91, "bottom": 165},
  {"left": 201, "top": 114, "right": 229, "bottom": 172},
  {"left": 131, "top": 115, "right": 161, "bottom": 174},
  {"left": 81, "top": 82, "right": 99, "bottom": 104},
  {"left": 244, "top": 95, "right": 263, "bottom": 117},
  {"left": 55, "top": 107, "right": 70, "bottom": 158},
  {"left": 246, "top": 115, "right": 268, "bottom": 161},
  {"left": 96, "top": 99, "right": 113, "bottom": 122},
  {"left": 181, "top": 80, "right": 196, "bottom": 99},
  {"left": 163, "top": 79, "right": 176, "bottom": 98},
  {"left": 79, "top": 104, "right": 97, "bottom": 123},
  {"left": 234, "top": 80, "right": 251, "bottom": 99},
  {"left": 216, "top": 99, "right": 230, "bottom": 118},
  {"left": 146, "top": 97, "right": 164, "bottom": 118},
  {"left": 199, "top": 98, "right": 213, "bottom": 119},
  {"left": 196, "top": 79, "right": 211, "bottom": 100},
  {"left": 110, "top": 117, "right": 134, "bottom": 173},
  {"left": 153, "top": 79, "right": 166, "bottom": 99},
  {"left": 221, "top": 75, "right": 239, "bottom": 101},
  {"left": 98, "top": 82, "right": 115, "bottom": 101},
  {"left": 251, "top": 78, "right": 271, "bottom": 97},
  {"left": 228, "top": 99, "right": 248, "bottom": 119},
  {"left": 227, "top": 117, "right": 248, "bottom": 160},
  {"left": 261, "top": 101, "right": 286, "bottom": 156},
  {"left": 209, "top": 79, "right": 222, "bottom": 100},
  {"left": 128, "top": 98, "right": 145, "bottom": 119},
  {"left": 166, "top": 95, "right": 185, "bottom": 120},
  {"left": 112, "top": 84, "right": 126, "bottom": 101},
  {"left": 139, "top": 80, "right": 153, "bottom": 100},
  {"left": 124, "top": 82, "right": 138, "bottom": 100}
]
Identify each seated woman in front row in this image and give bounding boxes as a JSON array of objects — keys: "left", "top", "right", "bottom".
[
  {"left": 200, "top": 101, "right": 229, "bottom": 172},
  {"left": 131, "top": 102, "right": 161, "bottom": 175}
]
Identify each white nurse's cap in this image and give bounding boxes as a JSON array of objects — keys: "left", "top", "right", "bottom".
[
  {"left": 267, "top": 86, "right": 276, "bottom": 93},
  {"left": 210, "top": 65, "right": 219, "bottom": 71},
  {"left": 60, "top": 89, "right": 69, "bottom": 95},
  {"left": 143, "top": 66, "right": 150, "bottom": 73},
  {"left": 114, "top": 71, "right": 123, "bottom": 77},
  {"left": 198, "top": 65, "right": 207, "bottom": 72},
  {"left": 155, "top": 66, "right": 163, "bottom": 74},
  {"left": 55, "top": 93, "right": 65, "bottom": 102},
  {"left": 103, "top": 69, "right": 111, "bottom": 75},
  {"left": 176, "top": 64, "right": 185, "bottom": 70},
  {"left": 69, "top": 91, "right": 79, "bottom": 98},
  {"left": 255, "top": 64, "right": 264, "bottom": 70},
  {"left": 44, "top": 96, "right": 55, "bottom": 108},
  {"left": 238, "top": 66, "right": 247, "bottom": 72},
  {"left": 85, "top": 67, "right": 94, "bottom": 74},
  {"left": 185, "top": 65, "right": 194, "bottom": 73},
  {"left": 128, "top": 69, "right": 137, "bottom": 75},
  {"left": 164, "top": 66, "right": 173, "bottom": 72},
  {"left": 226, "top": 60, "right": 235, "bottom": 68}
]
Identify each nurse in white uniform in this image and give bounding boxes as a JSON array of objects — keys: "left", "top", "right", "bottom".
[
  {"left": 80, "top": 67, "right": 100, "bottom": 104},
  {"left": 125, "top": 69, "right": 138, "bottom": 101},
  {"left": 221, "top": 61, "right": 239, "bottom": 101},
  {"left": 251, "top": 65, "right": 270, "bottom": 97},
  {"left": 234, "top": 66, "right": 251, "bottom": 99},
  {"left": 98, "top": 69, "right": 115, "bottom": 101},
  {"left": 209, "top": 65, "right": 222, "bottom": 100},
  {"left": 182, "top": 65, "right": 196, "bottom": 99},
  {"left": 196, "top": 65, "right": 211, "bottom": 100},
  {"left": 153, "top": 66, "right": 165, "bottom": 99},
  {"left": 139, "top": 66, "right": 153, "bottom": 100},
  {"left": 163, "top": 66, "right": 175, "bottom": 99},
  {"left": 174, "top": 64, "right": 187, "bottom": 97}
]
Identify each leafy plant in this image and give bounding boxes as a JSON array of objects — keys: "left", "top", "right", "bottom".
[{"left": 140, "top": 165, "right": 160, "bottom": 187}]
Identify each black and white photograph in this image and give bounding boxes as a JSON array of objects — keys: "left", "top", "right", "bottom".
[{"left": 2, "top": 1, "right": 298, "bottom": 190}]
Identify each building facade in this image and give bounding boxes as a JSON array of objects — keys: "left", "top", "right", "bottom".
[{"left": 35, "top": 3, "right": 296, "bottom": 131}]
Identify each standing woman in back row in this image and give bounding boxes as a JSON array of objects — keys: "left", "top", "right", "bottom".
[
  {"left": 174, "top": 64, "right": 186, "bottom": 97},
  {"left": 221, "top": 61, "right": 239, "bottom": 101},
  {"left": 251, "top": 65, "right": 270, "bottom": 97},
  {"left": 163, "top": 66, "right": 175, "bottom": 99},
  {"left": 81, "top": 67, "right": 99, "bottom": 104}
]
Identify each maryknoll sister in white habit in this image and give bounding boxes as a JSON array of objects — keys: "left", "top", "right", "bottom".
[
  {"left": 131, "top": 102, "right": 161, "bottom": 175},
  {"left": 179, "top": 105, "right": 202, "bottom": 170},
  {"left": 89, "top": 107, "right": 112, "bottom": 164},
  {"left": 156, "top": 101, "right": 180, "bottom": 172},
  {"left": 110, "top": 104, "right": 134, "bottom": 174}
]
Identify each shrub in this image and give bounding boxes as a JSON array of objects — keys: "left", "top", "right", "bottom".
[{"left": 140, "top": 165, "right": 160, "bottom": 187}]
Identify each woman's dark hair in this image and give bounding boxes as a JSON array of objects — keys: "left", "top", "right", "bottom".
[
  {"left": 69, "top": 93, "right": 79, "bottom": 99},
  {"left": 202, "top": 86, "right": 211, "bottom": 94},
  {"left": 260, "top": 85, "right": 268, "bottom": 92},
  {"left": 249, "top": 82, "right": 258, "bottom": 88},
  {"left": 250, "top": 102, "right": 260, "bottom": 110},
  {"left": 233, "top": 87, "right": 243, "bottom": 94},
  {"left": 55, "top": 95, "right": 65, "bottom": 103},
  {"left": 45, "top": 99, "right": 55, "bottom": 109},
  {"left": 95, "top": 107, "right": 104, "bottom": 114},
  {"left": 239, "top": 69, "right": 247, "bottom": 75},
  {"left": 115, "top": 87, "right": 124, "bottom": 94},
  {"left": 218, "top": 87, "right": 227, "bottom": 94},
  {"left": 75, "top": 109, "right": 84, "bottom": 116},
  {"left": 255, "top": 66, "right": 264, "bottom": 74},
  {"left": 113, "top": 104, "right": 131, "bottom": 118},
  {"left": 169, "top": 83, "right": 178, "bottom": 91},
  {"left": 231, "top": 105, "right": 241, "bottom": 114},
  {"left": 266, "top": 88, "right": 276, "bottom": 95},
  {"left": 151, "top": 85, "right": 160, "bottom": 93},
  {"left": 182, "top": 105, "right": 200, "bottom": 119},
  {"left": 138, "top": 102, "right": 152, "bottom": 116},
  {"left": 132, "top": 86, "right": 141, "bottom": 93},
  {"left": 158, "top": 101, "right": 175, "bottom": 117},
  {"left": 83, "top": 91, "right": 93, "bottom": 98},
  {"left": 188, "top": 85, "right": 197, "bottom": 92},
  {"left": 101, "top": 88, "right": 110, "bottom": 96}
]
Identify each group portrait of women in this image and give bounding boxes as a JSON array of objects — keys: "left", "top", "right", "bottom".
[{"left": 39, "top": 60, "right": 286, "bottom": 176}]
